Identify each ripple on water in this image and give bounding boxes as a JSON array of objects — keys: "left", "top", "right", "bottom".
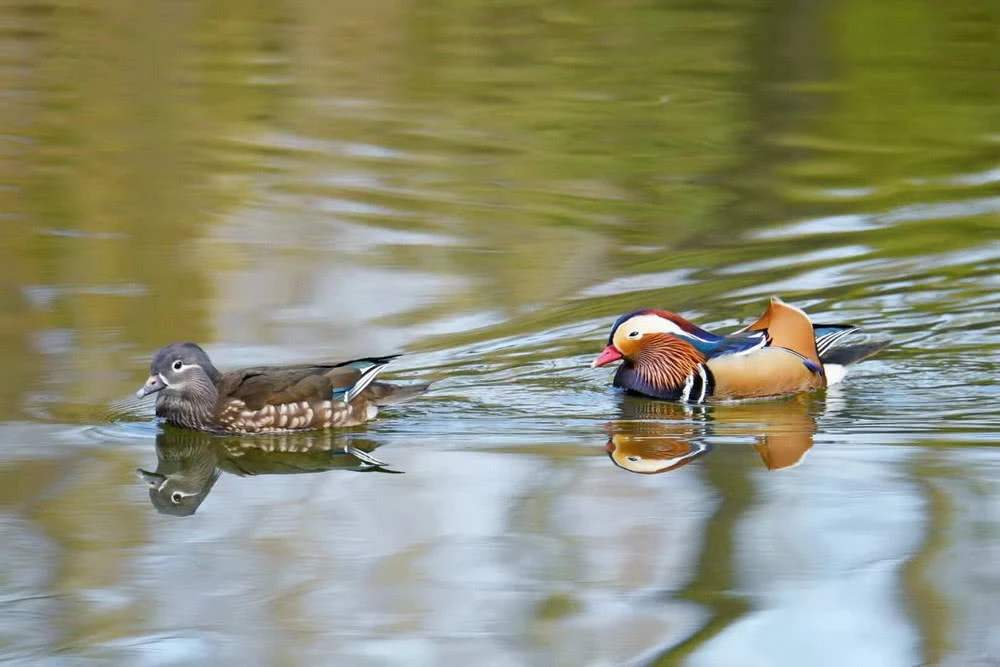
[
  {"left": 82, "top": 421, "right": 159, "bottom": 445},
  {"left": 752, "top": 196, "right": 1000, "bottom": 240}
]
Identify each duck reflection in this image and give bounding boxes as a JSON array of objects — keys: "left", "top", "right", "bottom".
[
  {"left": 713, "top": 397, "right": 817, "bottom": 471},
  {"left": 137, "top": 426, "right": 393, "bottom": 516},
  {"left": 606, "top": 393, "right": 818, "bottom": 474},
  {"left": 605, "top": 409, "right": 710, "bottom": 474}
]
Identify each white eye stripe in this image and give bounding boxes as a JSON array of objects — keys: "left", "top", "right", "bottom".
[{"left": 619, "top": 315, "right": 713, "bottom": 342}]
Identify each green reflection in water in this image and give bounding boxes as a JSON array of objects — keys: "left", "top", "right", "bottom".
[{"left": 0, "top": 0, "right": 998, "bottom": 664}]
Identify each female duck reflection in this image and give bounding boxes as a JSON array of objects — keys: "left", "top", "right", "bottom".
[
  {"left": 605, "top": 394, "right": 819, "bottom": 474},
  {"left": 136, "top": 427, "right": 394, "bottom": 516}
]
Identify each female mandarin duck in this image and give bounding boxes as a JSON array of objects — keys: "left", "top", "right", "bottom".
[
  {"left": 135, "top": 343, "right": 427, "bottom": 433},
  {"left": 592, "top": 297, "right": 887, "bottom": 402}
]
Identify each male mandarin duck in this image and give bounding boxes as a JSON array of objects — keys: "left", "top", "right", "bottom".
[
  {"left": 135, "top": 343, "right": 428, "bottom": 433},
  {"left": 592, "top": 297, "right": 887, "bottom": 402}
]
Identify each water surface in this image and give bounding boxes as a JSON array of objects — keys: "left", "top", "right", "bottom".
[{"left": 1, "top": 0, "right": 999, "bottom": 665}]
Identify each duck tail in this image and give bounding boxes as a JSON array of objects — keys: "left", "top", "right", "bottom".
[
  {"left": 368, "top": 382, "right": 431, "bottom": 406},
  {"left": 819, "top": 339, "right": 890, "bottom": 366}
]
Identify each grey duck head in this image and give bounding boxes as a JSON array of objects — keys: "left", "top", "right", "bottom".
[{"left": 136, "top": 342, "right": 222, "bottom": 401}]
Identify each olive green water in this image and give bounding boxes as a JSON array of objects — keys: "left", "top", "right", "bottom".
[{"left": 2, "top": 1, "right": 999, "bottom": 665}]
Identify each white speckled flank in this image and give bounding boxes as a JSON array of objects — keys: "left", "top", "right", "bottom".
[{"left": 215, "top": 397, "right": 378, "bottom": 433}]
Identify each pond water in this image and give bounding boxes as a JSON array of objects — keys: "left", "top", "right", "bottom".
[{"left": 2, "top": 1, "right": 999, "bottom": 665}]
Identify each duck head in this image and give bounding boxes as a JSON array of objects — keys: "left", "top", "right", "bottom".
[
  {"left": 137, "top": 342, "right": 221, "bottom": 401},
  {"left": 137, "top": 343, "right": 223, "bottom": 429},
  {"left": 592, "top": 309, "right": 716, "bottom": 399}
]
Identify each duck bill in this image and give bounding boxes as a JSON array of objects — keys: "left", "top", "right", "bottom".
[
  {"left": 591, "top": 345, "right": 624, "bottom": 368},
  {"left": 136, "top": 374, "right": 166, "bottom": 399},
  {"left": 136, "top": 468, "right": 166, "bottom": 489}
]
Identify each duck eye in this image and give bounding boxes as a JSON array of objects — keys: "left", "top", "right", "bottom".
[
  {"left": 171, "top": 491, "right": 182, "bottom": 504},
  {"left": 628, "top": 331, "right": 640, "bottom": 339},
  {"left": 172, "top": 360, "right": 183, "bottom": 371},
  {"left": 627, "top": 456, "right": 640, "bottom": 462}
]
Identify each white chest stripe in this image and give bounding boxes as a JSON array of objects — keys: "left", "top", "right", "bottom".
[
  {"left": 697, "top": 365, "right": 708, "bottom": 402},
  {"left": 681, "top": 373, "right": 694, "bottom": 402}
]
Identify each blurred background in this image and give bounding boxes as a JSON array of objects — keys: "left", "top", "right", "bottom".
[{"left": 1, "top": 0, "right": 998, "bottom": 664}]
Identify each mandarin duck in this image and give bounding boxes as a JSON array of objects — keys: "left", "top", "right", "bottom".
[
  {"left": 592, "top": 297, "right": 887, "bottom": 402},
  {"left": 138, "top": 427, "right": 391, "bottom": 516},
  {"left": 135, "top": 343, "right": 428, "bottom": 434}
]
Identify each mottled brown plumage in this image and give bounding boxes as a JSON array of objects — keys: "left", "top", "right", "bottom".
[{"left": 136, "top": 343, "right": 428, "bottom": 434}]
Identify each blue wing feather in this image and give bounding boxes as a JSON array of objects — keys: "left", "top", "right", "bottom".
[{"left": 689, "top": 331, "right": 768, "bottom": 359}]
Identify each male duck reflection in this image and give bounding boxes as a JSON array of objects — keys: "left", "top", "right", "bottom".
[
  {"left": 137, "top": 427, "right": 394, "bottom": 516},
  {"left": 136, "top": 343, "right": 428, "bottom": 433},
  {"left": 606, "top": 396, "right": 817, "bottom": 474},
  {"left": 592, "top": 297, "right": 887, "bottom": 401},
  {"left": 605, "top": 419, "right": 710, "bottom": 474}
]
